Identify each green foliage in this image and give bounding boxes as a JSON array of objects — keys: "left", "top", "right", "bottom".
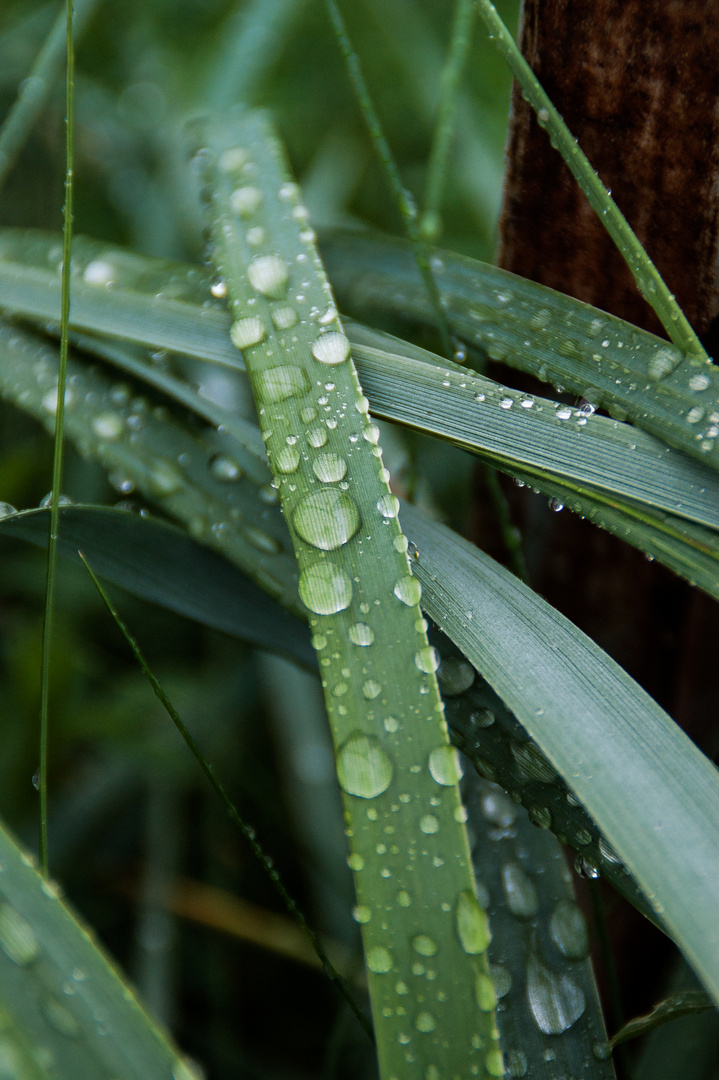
[{"left": 0, "top": 2, "right": 717, "bottom": 1079}]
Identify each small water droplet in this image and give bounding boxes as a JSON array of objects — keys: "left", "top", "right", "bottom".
[
  {"left": 437, "top": 657, "right": 475, "bottom": 696},
  {"left": 475, "top": 972, "right": 497, "bottom": 1012},
  {"left": 377, "top": 494, "right": 400, "bottom": 518},
  {"left": 549, "top": 498, "right": 564, "bottom": 512},
  {"left": 312, "top": 452, "right": 347, "bottom": 482},
  {"left": 347, "top": 852, "right": 365, "bottom": 871},
  {"left": 209, "top": 453, "right": 243, "bottom": 481},
  {"left": 230, "top": 316, "right": 265, "bottom": 348},
  {"left": 394, "top": 576, "right": 422, "bottom": 606},
  {"left": 337, "top": 733, "right": 393, "bottom": 798},
  {"left": 480, "top": 786, "right": 516, "bottom": 828},
  {"left": 526, "top": 954, "right": 585, "bottom": 1034},
  {"left": 428, "top": 746, "right": 463, "bottom": 787},
  {"left": 229, "top": 185, "right": 263, "bottom": 217},
  {"left": 397, "top": 889, "right": 411, "bottom": 907},
  {"left": 271, "top": 304, "right": 298, "bottom": 330},
  {"left": 549, "top": 900, "right": 589, "bottom": 959},
  {"left": 505, "top": 1049, "right": 528, "bottom": 1077},
  {"left": 352, "top": 904, "right": 372, "bottom": 924},
  {"left": 312, "top": 332, "right": 351, "bottom": 366},
  {"left": 0, "top": 502, "right": 17, "bottom": 519},
  {"left": 456, "top": 890, "right": 491, "bottom": 954},
  {"left": 42, "top": 996, "right": 80, "bottom": 1038},
  {"left": 275, "top": 445, "right": 300, "bottom": 473},
  {"left": 363, "top": 424, "right": 381, "bottom": 445},
  {"left": 257, "top": 364, "right": 310, "bottom": 403},
  {"left": 415, "top": 1011, "right": 436, "bottom": 1033},
  {"left": 686, "top": 405, "right": 705, "bottom": 424},
  {"left": 419, "top": 814, "right": 439, "bottom": 834},
  {"left": 575, "top": 854, "right": 600, "bottom": 879},
  {"left": 511, "top": 741, "right": 556, "bottom": 782},
  {"left": 470, "top": 707, "right": 495, "bottom": 728},
  {"left": 384, "top": 716, "right": 399, "bottom": 733},
  {"left": 363, "top": 679, "right": 382, "bottom": 699},
  {"left": 555, "top": 407, "right": 572, "bottom": 420},
  {"left": 148, "top": 460, "right": 184, "bottom": 497},
  {"left": 246, "top": 225, "right": 265, "bottom": 246},
  {"left": 218, "top": 146, "right": 249, "bottom": 174},
  {"left": 647, "top": 347, "right": 678, "bottom": 381},
  {"left": 499, "top": 397, "right": 513, "bottom": 410},
  {"left": 0, "top": 904, "right": 39, "bottom": 965},
  {"left": 411, "top": 934, "right": 438, "bottom": 957},
  {"left": 689, "top": 371, "right": 710, "bottom": 392},
  {"left": 501, "top": 862, "right": 539, "bottom": 918},
  {"left": 298, "top": 562, "right": 353, "bottom": 614},
  {"left": 349, "top": 622, "right": 375, "bottom": 646},
  {"left": 489, "top": 963, "right": 512, "bottom": 998},
  {"left": 91, "top": 412, "right": 124, "bottom": 440},
  {"left": 414, "top": 647, "right": 439, "bottom": 674}
]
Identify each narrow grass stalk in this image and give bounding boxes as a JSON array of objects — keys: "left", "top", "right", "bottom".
[
  {"left": 422, "top": 0, "right": 476, "bottom": 241},
  {"left": 323, "top": 0, "right": 455, "bottom": 359},
  {"left": 38, "top": 0, "right": 74, "bottom": 876},
  {"left": 77, "top": 551, "right": 373, "bottom": 1041},
  {"left": 473, "top": 0, "right": 708, "bottom": 361}
]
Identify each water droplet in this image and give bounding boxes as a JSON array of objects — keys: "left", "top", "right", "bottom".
[
  {"left": 244, "top": 525, "right": 282, "bottom": 554},
  {"left": 414, "top": 647, "right": 439, "bottom": 674},
  {"left": 411, "top": 934, "right": 438, "bottom": 957},
  {"left": 470, "top": 707, "right": 495, "bottom": 728},
  {"left": 148, "top": 460, "right": 184, "bottom": 497},
  {"left": 42, "top": 996, "right": 80, "bottom": 1037},
  {"left": 312, "top": 452, "right": 347, "bottom": 482},
  {"left": 384, "top": 716, "right": 399, "bottom": 733},
  {"left": 501, "top": 862, "right": 539, "bottom": 918},
  {"left": 83, "top": 259, "right": 114, "bottom": 285},
  {"left": 275, "top": 446, "right": 300, "bottom": 473},
  {"left": 91, "top": 412, "right": 124, "bottom": 440},
  {"left": 437, "top": 657, "right": 475, "bottom": 696},
  {"left": 298, "top": 562, "right": 352, "bottom": 614},
  {"left": 247, "top": 254, "right": 289, "bottom": 299},
  {"left": 598, "top": 836, "right": 622, "bottom": 864},
  {"left": 499, "top": 397, "right": 513, "bottom": 410},
  {"left": 480, "top": 786, "right": 516, "bottom": 828},
  {"left": 419, "top": 814, "right": 439, "bottom": 834},
  {"left": 363, "top": 679, "right": 382, "bottom": 699},
  {"left": 489, "top": 963, "right": 512, "bottom": 998},
  {"left": 687, "top": 405, "right": 705, "bottom": 424},
  {"left": 397, "top": 889, "right": 411, "bottom": 907},
  {"left": 210, "top": 277, "right": 227, "bottom": 298},
  {"left": 246, "top": 225, "right": 265, "bottom": 246},
  {"left": 377, "top": 494, "right": 400, "bottom": 518},
  {"left": 549, "top": 498, "right": 564, "bottom": 512},
  {"left": 363, "top": 424, "right": 381, "bottom": 444},
  {"left": 257, "top": 365, "right": 310, "bottom": 403},
  {"left": 689, "top": 372, "right": 710, "bottom": 392},
  {"left": 229, "top": 185, "right": 263, "bottom": 217},
  {"left": 230, "top": 316, "right": 265, "bottom": 348},
  {"left": 415, "top": 1011, "right": 436, "bottom": 1033},
  {"left": 456, "top": 890, "right": 491, "bottom": 954},
  {"left": 475, "top": 972, "right": 496, "bottom": 1012},
  {"left": 41, "top": 386, "right": 72, "bottom": 415},
  {"left": 394, "top": 576, "right": 422, "bottom": 606},
  {"left": 428, "top": 746, "right": 463, "bottom": 786},
  {"left": 218, "top": 146, "right": 249, "bottom": 173},
  {"left": 526, "top": 954, "right": 585, "bottom": 1034},
  {"left": 209, "top": 453, "right": 243, "bottom": 481},
  {"left": 271, "top": 305, "right": 298, "bottom": 330},
  {"left": 505, "top": 1049, "right": 528, "bottom": 1077},
  {"left": 352, "top": 905, "right": 372, "bottom": 924},
  {"left": 312, "top": 332, "right": 351, "bottom": 366},
  {"left": 511, "top": 741, "right": 556, "bottom": 782},
  {"left": 293, "top": 489, "right": 360, "bottom": 550},
  {"left": 0, "top": 502, "right": 17, "bottom": 519},
  {"left": 347, "top": 852, "right": 364, "bottom": 871},
  {"left": 647, "top": 347, "right": 678, "bottom": 381},
  {"left": 555, "top": 407, "right": 572, "bottom": 420},
  {"left": 278, "top": 181, "right": 300, "bottom": 201},
  {"left": 550, "top": 900, "right": 589, "bottom": 959},
  {"left": 349, "top": 622, "right": 375, "bottom": 646},
  {"left": 528, "top": 805, "right": 552, "bottom": 829},
  {"left": 337, "top": 733, "right": 393, "bottom": 798},
  {"left": 0, "top": 904, "right": 39, "bottom": 965},
  {"left": 575, "top": 854, "right": 600, "bottom": 879}
]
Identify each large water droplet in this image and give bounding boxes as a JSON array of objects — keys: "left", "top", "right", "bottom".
[
  {"left": 298, "top": 562, "right": 352, "bottom": 614},
  {"left": 456, "top": 890, "right": 491, "bottom": 954},
  {"left": 293, "top": 489, "right": 360, "bottom": 550},
  {"left": 428, "top": 745, "right": 463, "bottom": 786},
  {"left": 437, "top": 657, "right": 475, "bottom": 696},
  {"left": 257, "top": 365, "right": 310, "bottom": 403},
  {"left": 307, "top": 427, "right": 328, "bottom": 448},
  {"left": 501, "top": 862, "right": 538, "bottom": 918},
  {"left": 526, "top": 954, "right": 585, "bottom": 1034},
  {"left": 337, "top": 733, "right": 393, "bottom": 798},
  {"left": 247, "top": 254, "right": 290, "bottom": 299},
  {"left": 647, "top": 347, "right": 678, "bottom": 381},
  {"left": 0, "top": 904, "right": 39, "bottom": 965},
  {"left": 312, "top": 452, "right": 347, "bottom": 482},
  {"left": 0, "top": 502, "right": 17, "bottom": 519},
  {"left": 230, "top": 316, "right": 265, "bottom": 349},
  {"left": 549, "top": 900, "right": 589, "bottom": 960},
  {"left": 275, "top": 445, "right": 300, "bottom": 473},
  {"left": 394, "top": 576, "right": 422, "bottom": 607},
  {"left": 312, "top": 332, "right": 351, "bottom": 366}
]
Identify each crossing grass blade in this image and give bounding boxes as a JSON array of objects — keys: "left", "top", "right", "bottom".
[
  {"left": 192, "top": 107, "right": 504, "bottom": 1080},
  {"left": 320, "top": 230, "right": 719, "bottom": 472}
]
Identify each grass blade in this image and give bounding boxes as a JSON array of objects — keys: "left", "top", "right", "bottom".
[{"left": 194, "top": 107, "right": 503, "bottom": 1079}]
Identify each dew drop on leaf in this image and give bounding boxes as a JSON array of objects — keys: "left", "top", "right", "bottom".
[
  {"left": 337, "top": 733, "right": 393, "bottom": 798},
  {"left": 298, "top": 562, "right": 353, "bottom": 614}
]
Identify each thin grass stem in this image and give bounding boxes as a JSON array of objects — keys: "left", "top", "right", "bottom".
[
  {"left": 38, "top": 0, "right": 75, "bottom": 877},
  {"left": 77, "top": 552, "right": 374, "bottom": 1044},
  {"left": 473, "top": 0, "right": 709, "bottom": 361},
  {"left": 323, "top": 0, "right": 455, "bottom": 359}
]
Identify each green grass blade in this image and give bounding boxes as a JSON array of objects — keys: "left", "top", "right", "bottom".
[
  {"left": 194, "top": 107, "right": 503, "bottom": 1080},
  {"left": 472, "top": 0, "right": 707, "bottom": 361},
  {"left": 0, "top": 819, "right": 188, "bottom": 1079},
  {"left": 401, "top": 501, "right": 719, "bottom": 1007},
  {"left": 321, "top": 230, "right": 719, "bottom": 472}
]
